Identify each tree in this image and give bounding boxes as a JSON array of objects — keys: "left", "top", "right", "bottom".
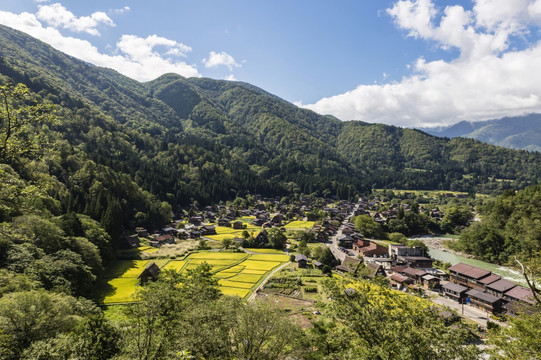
[
  {"left": 267, "top": 228, "right": 286, "bottom": 250},
  {"left": 0, "top": 290, "right": 82, "bottom": 359},
  {"left": 0, "top": 83, "right": 56, "bottom": 161},
  {"left": 323, "top": 279, "right": 479, "bottom": 360},
  {"left": 229, "top": 300, "right": 303, "bottom": 360},
  {"left": 488, "top": 310, "right": 541, "bottom": 359},
  {"left": 221, "top": 237, "right": 232, "bottom": 249},
  {"left": 354, "top": 215, "right": 384, "bottom": 239}
]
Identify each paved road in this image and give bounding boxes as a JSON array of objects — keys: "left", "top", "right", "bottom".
[
  {"left": 426, "top": 290, "right": 505, "bottom": 328},
  {"left": 327, "top": 198, "right": 362, "bottom": 263}
]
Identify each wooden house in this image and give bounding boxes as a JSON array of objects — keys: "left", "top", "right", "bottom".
[
  {"left": 295, "top": 254, "right": 308, "bottom": 268},
  {"left": 138, "top": 262, "right": 161, "bottom": 285},
  {"left": 442, "top": 282, "right": 469, "bottom": 303}
]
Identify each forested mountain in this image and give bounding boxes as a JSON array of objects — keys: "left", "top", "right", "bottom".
[
  {"left": 1, "top": 23, "right": 541, "bottom": 239},
  {"left": 421, "top": 114, "right": 541, "bottom": 152}
]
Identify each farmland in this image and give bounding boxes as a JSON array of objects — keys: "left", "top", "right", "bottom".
[{"left": 99, "top": 251, "right": 289, "bottom": 304}]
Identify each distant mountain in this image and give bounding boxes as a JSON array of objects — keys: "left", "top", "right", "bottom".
[
  {"left": 0, "top": 22, "right": 541, "bottom": 235},
  {"left": 421, "top": 114, "right": 541, "bottom": 152}
]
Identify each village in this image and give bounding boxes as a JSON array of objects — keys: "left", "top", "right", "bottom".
[{"left": 114, "top": 193, "right": 537, "bottom": 328}]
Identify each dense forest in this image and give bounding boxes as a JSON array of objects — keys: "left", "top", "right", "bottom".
[{"left": 452, "top": 184, "right": 541, "bottom": 264}]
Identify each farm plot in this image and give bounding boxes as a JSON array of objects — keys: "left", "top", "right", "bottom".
[
  {"left": 205, "top": 224, "right": 261, "bottom": 241},
  {"left": 100, "top": 252, "right": 288, "bottom": 304},
  {"left": 284, "top": 221, "right": 315, "bottom": 229}
]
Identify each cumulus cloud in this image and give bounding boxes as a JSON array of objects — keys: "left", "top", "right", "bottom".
[
  {"left": 36, "top": 3, "right": 114, "bottom": 36},
  {"left": 0, "top": 9, "right": 200, "bottom": 81},
  {"left": 203, "top": 51, "right": 241, "bottom": 71},
  {"left": 303, "top": 0, "right": 541, "bottom": 127}
]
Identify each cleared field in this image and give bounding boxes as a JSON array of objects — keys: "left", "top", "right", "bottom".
[
  {"left": 284, "top": 221, "right": 315, "bottom": 229},
  {"left": 187, "top": 252, "right": 248, "bottom": 260},
  {"left": 102, "top": 278, "right": 139, "bottom": 304},
  {"left": 245, "top": 248, "right": 286, "bottom": 254},
  {"left": 242, "top": 260, "right": 283, "bottom": 271},
  {"left": 220, "top": 287, "right": 250, "bottom": 298},
  {"left": 100, "top": 250, "right": 289, "bottom": 303},
  {"left": 227, "top": 273, "right": 263, "bottom": 283},
  {"left": 219, "top": 280, "right": 255, "bottom": 289},
  {"left": 162, "top": 260, "right": 187, "bottom": 272},
  {"left": 249, "top": 254, "right": 290, "bottom": 262},
  {"left": 107, "top": 260, "right": 149, "bottom": 278}
]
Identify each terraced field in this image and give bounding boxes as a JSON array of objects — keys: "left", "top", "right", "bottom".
[{"left": 100, "top": 251, "right": 289, "bottom": 304}]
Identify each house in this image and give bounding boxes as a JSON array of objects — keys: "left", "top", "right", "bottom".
[
  {"left": 200, "top": 225, "right": 217, "bottom": 235},
  {"left": 337, "top": 234, "right": 354, "bottom": 249},
  {"left": 485, "top": 279, "right": 516, "bottom": 298},
  {"left": 161, "top": 227, "right": 177, "bottom": 235},
  {"left": 401, "top": 267, "right": 428, "bottom": 285},
  {"left": 218, "top": 219, "right": 231, "bottom": 227},
  {"left": 123, "top": 235, "right": 140, "bottom": 248},
  {"left": 448, "top": 263, "right": 491, "bottom": 290},
  {"left": 365, "top": 262, "right": 386, "bottom": 278},
  {"left": 233, "top": 221, "right": 244, "bottom": 229},
  {"left": 353, "top": 239, "right": 388, "bottom": 257},
  {"left": 389, "top": 244, "right": 433, "bottom": 267},
  {"left": 503, "top": 285, "right": 537, "bottom": 315},
  {"left": 255, "top": 230, "right": 268, "bottom": 245},
  {"left": 421, "top": 274, "right": 440, "bottom": 290},
  {"left": 150, "top": 234, "right": 174, "bottom": 247},
  {"left": 367, "top": 257, "right": 394, "bottom": 270},
  {"left": 466, "top": 289, "right": 503, "bottom": 314},
  {"left": 442, "top": 282, "right": 469, "bottom": 303},
  {"left": 138, "top": 262, "right": 160, "bottom": 285},
  {"left": 295, "top": 254, "right": 308, "bottom": 268},
  {"left": 336, "top": 256, "right": 362, "bottom": 273},
  {"left": 313, "top": 261, "right": 324, "bottom": 270},
  {"left": 477, "top": 274, "right": 501, "bottom": 289},
  {"left": 390, "top": 273, "right": 414, "bottom": 290},
  {"left": 136, "top": 227, "right": 148, "bottom": 237}
]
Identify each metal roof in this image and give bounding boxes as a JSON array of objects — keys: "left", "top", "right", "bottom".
[
  {"left": 486, "top": 279, "right": 516, "bottom": 293},
  {"left": 448, "top": 262, "right": 491, "bottom": 279},
  {"left": 504, "top": 285, "right": 536, "bottom": 304},
  {"left": 466, "top": 289, "right": 500, "bottom": 304},
  {"left": 442, "top": 282, "right": 468, "bottom": 293},
  {"left": 478, "top": 274, "right": 501, "bottom": 285}
]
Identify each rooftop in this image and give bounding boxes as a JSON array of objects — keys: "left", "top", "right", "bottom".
[{"left": 448, "top": 262, "right": 491, "bottom": 280}]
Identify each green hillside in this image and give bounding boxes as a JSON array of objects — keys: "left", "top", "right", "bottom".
[{"left": 0, "top": 23, "right": 540, "bottom": 236}]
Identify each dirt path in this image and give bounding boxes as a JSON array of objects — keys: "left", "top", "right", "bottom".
[{"left": 247, "top": 261, "right": 291, "bottom": 302}]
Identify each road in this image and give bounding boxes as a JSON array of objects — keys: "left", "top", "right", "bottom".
[
  {"left": 426, "top": 289, "right": 505, "bottom": 328},
  {"left": 327, "top": 198, "right": 362, "bottom": 263}
]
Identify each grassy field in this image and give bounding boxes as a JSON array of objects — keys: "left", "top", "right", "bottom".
[
  {"left": 244, "top": 248, "right": 286, "bottom": 254},
  {"left": 205, "top": 225, "right": 261, "bottom": 241},
  {"left": 284, "top": 221, "right": 316, "bottom": 229},
  {"left": 99, "top": 251, "right": 289, "bottom": 304}
]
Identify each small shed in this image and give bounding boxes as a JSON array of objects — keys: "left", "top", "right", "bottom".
[
  {"left": 295, "top": 254, "right": 308, "bottom": 268},
  {"left": 138, "top": 262, "right": 161, "bottom": 285}
]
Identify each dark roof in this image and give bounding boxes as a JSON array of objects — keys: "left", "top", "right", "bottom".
[
  {"left": 504, "top": 285, "right": 537, "bottom": 304},
  {"left": 295, "top": 254, "right": 308, "bottom": 262},
  {"left": 313, "top": 261, "right": 323, "bottom": 267},
  {"left": 390, "top": 273, "right": 411, "bottom": 283},
  {"left": 466, "top": 289, "right": 501, "bottom": 304},
  {"left": 442, "top": 282, "right": 469, "bottom": 293},
  {"left": 486, "top": 279, "right": 516, "bottom": 293},
  {"left": 138, "top": 262, "right": 161, "bottom": 279},
  {"left": 402, "top": 267, "right": 428, "bottom": 277},
  {"left": 478, "top": 273, "right": 501, "bottom": 285},
  {"left": 448, "top": 263, "right": 491, "bottom": 279}
]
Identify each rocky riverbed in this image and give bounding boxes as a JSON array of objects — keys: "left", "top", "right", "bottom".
[{"left": 409, "top": 235, "right": 475, "bottom": 258}]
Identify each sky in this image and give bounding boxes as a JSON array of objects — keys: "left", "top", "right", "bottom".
[{"left": 0, "top": 0, "right": 541, "bottom": 128}]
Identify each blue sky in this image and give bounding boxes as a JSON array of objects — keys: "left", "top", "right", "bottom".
[{"left": 1, "top": 0, "right": 541, "bottom": 128}]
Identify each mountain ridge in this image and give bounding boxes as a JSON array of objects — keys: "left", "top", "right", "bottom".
[{"left": 420, "top": 114, "right": 541, "bottom": 152}]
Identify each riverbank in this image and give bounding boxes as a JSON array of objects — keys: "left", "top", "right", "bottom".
[
  {"left": 410, "top": 235, "right": 526, "bottom": 285},
  {"left": 409, "top": 235, "right": 474, "bottom": 259}
]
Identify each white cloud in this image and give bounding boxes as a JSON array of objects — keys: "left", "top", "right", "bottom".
[
  {"left": 203, "top": 51, "right": 241, "bottom": 71},
  {"left": 36, "top": 3, "right": 114, "bottom": 36},
  {"left": 225, "top": 74, "right": 237, "bottom": 81},
  {"left": 0, "top": 9, "right": 200, "bottom": 81},
  {"left": 113, "top": 6, "right": 130, "bottom": 15},
  {"left": 303, "top": 0, "right": 541, "bottom": 127}
]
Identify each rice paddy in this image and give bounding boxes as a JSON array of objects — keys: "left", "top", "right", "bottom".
[
  {"left": 100, "top": 251, "right": 289, "bottom": 304},
  {"left": 283, "top": 221, "right": 316, "bottom": 229}
]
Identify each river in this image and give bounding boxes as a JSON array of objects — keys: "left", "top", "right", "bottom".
[{"left": 410, "top": 236, "right": 526, "bottom": 285}]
